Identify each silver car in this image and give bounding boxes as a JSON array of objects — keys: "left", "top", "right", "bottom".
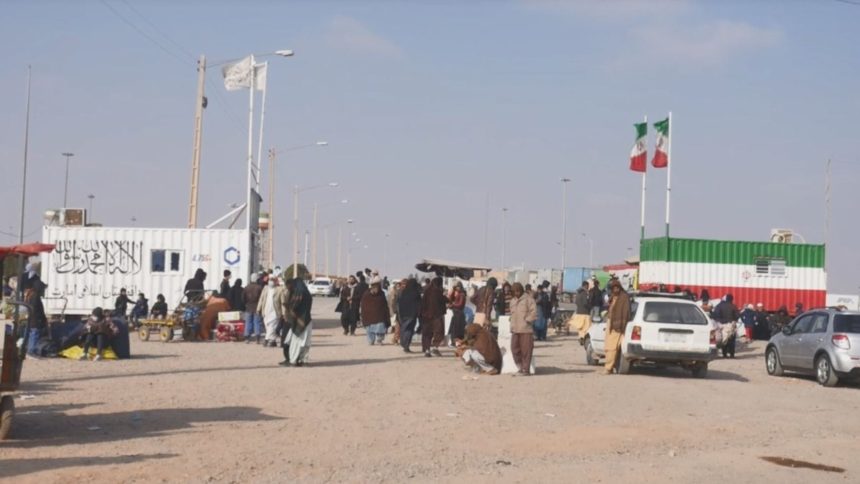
[{"left": 765, "top": 309, "right": 860, "bottom": 387}]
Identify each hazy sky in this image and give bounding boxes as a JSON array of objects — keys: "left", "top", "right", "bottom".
[{"left": 1, "top": 0, "right": 858, "bottom": 292}]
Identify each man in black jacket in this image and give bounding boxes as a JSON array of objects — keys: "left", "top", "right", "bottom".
[
  {"left": 219, "top": 270, "right": 232, "bottom": 301},
  {"left": 713, "top": 294, "right": 740, "bottom": 358},
  {"left": 397, "top": 278, "right": 422, "bottom": 353}
]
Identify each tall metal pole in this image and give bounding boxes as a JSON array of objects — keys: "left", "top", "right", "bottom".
[
  {"left": 501, "top": 207, "right": 508, "bottom": 268},
  {"left": 640, "top": 115, "right": 648, "bottom": 241},
  {"left": 19, "top": 65, "right": 32, "bottom": 246},
  {"left": 312, "top": 203, "right": 319, "bottom": 279},
  {"left": 246, "top": 55, "right": 256, "bottom": 244},
  {"left": 293, "top": 185, "right": 299, "bottom": 274},
  {"left": 383, "top": 233, "right": 389, "bottom": 275},
  {"left": 62, "top": 152, "right": 74, "bottom": 208},
  {"left": 664, "top": 111, "right": 673, "bottom": 238},
  {"left": 303, "top": 230, "right": 310, "bottom": 268},
  {"left": 268, "top": 148, "right": 276, "bottom": 269},
  {"left": 256, "top": 62, "right": 268, "bottom": 174},
  {"left": 337, "top": 224, "right": 343, "bottom": 277},
  {"left": 324, "top": 227, "right": 330, "bottom": 277},
  {"left": 561, "top": 178, "right": 570, "bottom": 270},
  {"left": 188, "top": 54, "right": 206, "bottom": 228}
]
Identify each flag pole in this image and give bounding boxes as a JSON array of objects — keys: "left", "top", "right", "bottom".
[
  {"left": 255, "top": 62, "right": 268, "bottom": 177},
  {"left": 664, "top": 111, "right": 672, "bottom": 238},
  {"left": 640, "top": 114, "right": 647, "bottom": 242}
]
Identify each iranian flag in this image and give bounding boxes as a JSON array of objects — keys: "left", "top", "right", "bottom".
[
  {"left": 629, "top": 122, "right": 647, "bottom": 172},
  {"left": 651, "top": 117, "right": 670, "bottom": 168}
]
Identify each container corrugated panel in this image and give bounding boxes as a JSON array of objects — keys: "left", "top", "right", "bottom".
[
  {"left": 562, "top": 267, "right": 592, "bottom": 293},
  {"left": 41, "top": 226, "right": 250, "bottom": 316},
  {"left": 640, "top": 237, "right": 825, "bottom": 268}
]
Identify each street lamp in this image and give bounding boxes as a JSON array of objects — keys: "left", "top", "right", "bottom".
[
  {"left": 187, "top": 48, "right": 296, "bottom": 230},
  {"left": 293, "top": 181, "right": 339, "bottom": 273},
  {"left": 311, "top": 198, "right": 348, "bottom": 279},
  {"left": 560, "top": 177, "right": 571, "bottom": 270},
  {"left": 61, "top": 152, "right": 74, "bottom": 207},
  {"left": 582, "top": 233, "right": 594, "bottom": 268},
  {"left": 266, "top": 140, "right": 328, "bottom": 268},
  {"left": 501, "top": 207, "right": 509, "bottom": 268}
]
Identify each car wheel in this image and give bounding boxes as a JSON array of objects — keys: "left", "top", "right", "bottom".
[
  {"left": 691, "top": 362, "right": 708, "bottom": 379},
  {"left": 815, "top": 354, "right": 839, "bottom": 387},
  {"left": 616, "top": 355, "right": 631, "bottom": 375},
  {"left": 585, "top": 337, "right": 598, "bottom": 366},
  {"left": 765, "top": 347, "right": 784, "bottom": 377}
]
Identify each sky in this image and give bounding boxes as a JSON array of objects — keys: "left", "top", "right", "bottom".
[{"left": 1, "top": 0, "right": 858, "bottom": 292}]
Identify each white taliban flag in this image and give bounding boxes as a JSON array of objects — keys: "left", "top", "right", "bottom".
[
  {"left": 222, "top": 56, "right": 254, "bottom": 91},
  {"left": 254, "top": 62, "right": 267, "bottom": 91}
]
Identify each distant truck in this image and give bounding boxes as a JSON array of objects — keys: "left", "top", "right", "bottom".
[
  {"left": 638, "top": 236, "right": 826, "bottom": 312},
  {"left": 41, "top": 225, "right": 251, "bottom": 318}
]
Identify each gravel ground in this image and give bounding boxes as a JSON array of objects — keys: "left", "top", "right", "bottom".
[{"left": 2, "top": 297, "right": 859, "bottom": 483}]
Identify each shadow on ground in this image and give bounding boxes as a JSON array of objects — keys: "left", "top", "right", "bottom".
[
  {"left": 5, "top": 405, "right": 282, "bottom": 449},
  {"left": 0, "top": 453, "right": 177, "bottom": 479}
]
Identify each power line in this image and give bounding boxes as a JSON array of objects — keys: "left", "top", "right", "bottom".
[
  {"left": 99, "top": 0, "right": 188, "bottom": 66},
  {"left": 119, "top": 0, "right": 197, "bottom": 61}
]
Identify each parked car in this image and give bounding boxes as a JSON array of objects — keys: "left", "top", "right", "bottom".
[
  {"left": 765, "top": 309, "right": 860, "bottom": 387},
  {"left": 585, "top": 294, "right": 717, "bottom": 378},
  {"left": 308, "top": 278, "right": 335, "bottom": 297}
]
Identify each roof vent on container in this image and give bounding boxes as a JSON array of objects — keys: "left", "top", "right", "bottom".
[{"left": 770, "top": 229, "right": 794, "bottom": 244}]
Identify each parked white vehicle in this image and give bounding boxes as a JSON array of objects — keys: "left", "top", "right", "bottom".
[
  {"left": 308, "top": 278, "right": 335, "bottom": 297},
  {"left": 584, "top": 295, "right": 717, "bottom": 378}
]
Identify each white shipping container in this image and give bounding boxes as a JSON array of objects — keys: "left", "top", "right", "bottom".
[
  {"left": 41, "top": 225, "right": 250, "bottom": 317},
  {"left": 826, "top": 294, "right": 860, "bottom": 311}
]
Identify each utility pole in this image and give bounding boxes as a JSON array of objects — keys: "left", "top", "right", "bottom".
[
  {"left": 337, "top": 224, "right": 343, "bottom": 277},
  {"left": 188, "top": 54, "right": 206, "bottom": 228},
  {"left": 324, "top": 227, "right": 330, "bottom": 277},
  {"left": 560, "top": 178, "right": 571, "bottom": 270},
  {"left": 19, "top": 65, "right": 32, "bottom": 246},
  {"left": 312, "top": 203, "right": 319, "bottom": 279},
  {"left": 303, "top": 230, "right": 310, "bottom": 268},
  {"left": 293, "top": 185, "right": 299, "bottom": 274},
  {"left": 62, "top": 152, "right": 74, "bottom": 207},
  {"left": 267, "top": 148, "right": 276, "bottom": 268}
]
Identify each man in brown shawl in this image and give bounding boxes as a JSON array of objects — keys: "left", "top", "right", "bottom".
[
  {"left": 470, "top": 277, "right": 498, "bottom": 327},
  {"left": 461, "top": 323, "right": 501, "bottom": 375},
  {"left": 419, "top": 276, "right": 446, "bottom": 357},
  {"left": 603, "top": 281, "right": 631, "bottom": 375}
]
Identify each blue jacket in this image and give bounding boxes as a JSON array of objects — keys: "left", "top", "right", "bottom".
[{"left": 740, "top": 308, "right": 757, "bottom": 328}]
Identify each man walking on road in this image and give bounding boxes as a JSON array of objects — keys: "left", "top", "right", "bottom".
[
  {"left": 713, "top": 294, "right": 740, "bottom": 358},
  {"left": 398, "top": 278, "right": 422, "bottom": 353},
  {"left": 571, "top": 281, "right": 592, "bottom": 343},
  {"left": 471, "top": 277, "right": 497, "bottom": 328},
  {"left": 420, "top": 276, "right": 446, "bottom": 357},
  {"left": 603, "top": 281, "right": 631, "bottom": 375},
  {"left": 509, "top": 282, "right": 537, "bottom": 376},
  {"left": 243, "top": 274, "right": 263, "bottom": 343}
]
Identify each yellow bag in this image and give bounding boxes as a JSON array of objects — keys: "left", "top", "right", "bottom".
[{"left": 59, "top": 345, "right": 118, "bottom": 360}]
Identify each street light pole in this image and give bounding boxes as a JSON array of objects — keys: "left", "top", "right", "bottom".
[
  {"left": 501, "top": 207, "right": 509, "bottom": 268},
  {"left": 62, "top": 152, "right": 74, "bottom": 208},
  {"left": 561, "top": 177, "right": 571, "bottom": 270},
  {"left": 293, "top": 184, "right": 299, "bottom": 274},
  {"left": 19, "top": 65, "right": 32, "bottom": 246},
  {"left": 267, "top": 140, "right": 327, "bottom": 269},
  {"left": 312, "top": 203, "right": 318, "bottom": 279},
  {"left": 582, "top": 233, "right": 594, "bottom": 268}
]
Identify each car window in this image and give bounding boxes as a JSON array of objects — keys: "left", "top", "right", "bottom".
[
  {"left": 792, "top": 315, "right": 815, "bottom": 334},
  {"left": 810, "top": 314, "right": 829, "bottom": 334},
  {"left": 834, "top": 314, "right": 860, "bottom": 333},
  {"left": 641, "top": 301, "right": 708, "bottom": 325},
  {"left": 629, "top": 301, "right": 639, "bottom": 322}
]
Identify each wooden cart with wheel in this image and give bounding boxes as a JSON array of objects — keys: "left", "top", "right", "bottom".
[
  {"left": 136, "top": 293, "right": 204, "bottom": 343},
  {"left": 0, "top": 242, "right": 56, "bottom": 440}
]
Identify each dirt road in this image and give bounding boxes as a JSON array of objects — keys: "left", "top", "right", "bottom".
[{"left": 2, "top": 298, "right": 858, "bottom": 483}]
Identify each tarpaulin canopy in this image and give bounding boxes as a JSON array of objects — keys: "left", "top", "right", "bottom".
[
  {"left": 0, "top": 243, "right": 56, "bottom": 259},
  {"left": 414, "top": 258, "right": 492, "bottom": 279}
]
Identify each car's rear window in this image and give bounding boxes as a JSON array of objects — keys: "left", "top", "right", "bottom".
[
  {"left": 642, "top": 302, "right": 708, "bottom": 325},
  {"left": 834, "top": 314, "right": 860, "bottom": 333},
  {"left": 314, "top": 281, "right": 330, "bottom": 286}
]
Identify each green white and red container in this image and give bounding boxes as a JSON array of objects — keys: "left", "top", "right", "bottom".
[{"left": 638, "top": 237, "right": 826, "bottom": 311}]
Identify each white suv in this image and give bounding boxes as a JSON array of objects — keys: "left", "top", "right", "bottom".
[
  {"left": 308, "top": 278, "right": 335, "bottom": 297},
  {"left": 585, "top": 295, "right": 717, "bottom": 378}
]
